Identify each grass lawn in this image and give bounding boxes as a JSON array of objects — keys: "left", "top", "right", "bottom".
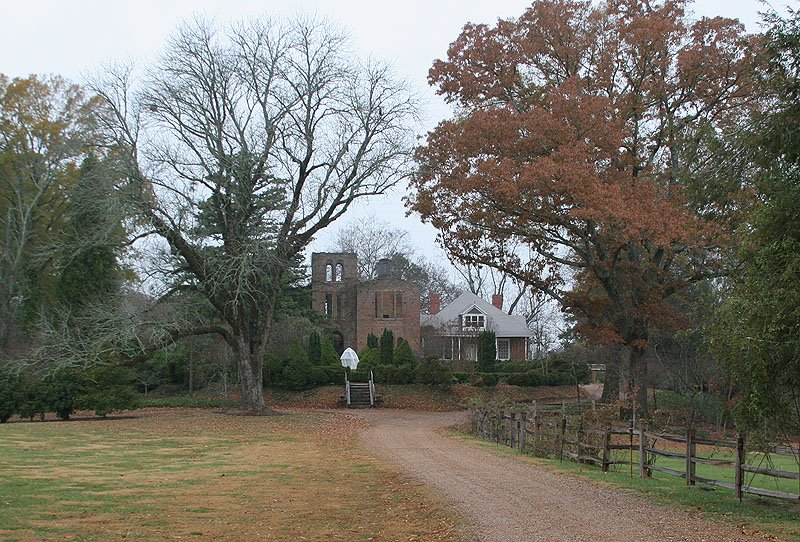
[
  {"left": 455, "top": 431, "right": 800, "bottom": 542},
  {"left": 0, "top": 408, "right": 466, "bottom": 541}
]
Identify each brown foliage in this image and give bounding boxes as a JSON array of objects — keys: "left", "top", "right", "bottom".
[{"left": 410, "top": 0, "right": 759, "bottom": 413}]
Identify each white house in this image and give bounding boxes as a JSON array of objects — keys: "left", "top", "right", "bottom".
[{"left": 420, "top": 291, "right": 532, "bottom": 362}]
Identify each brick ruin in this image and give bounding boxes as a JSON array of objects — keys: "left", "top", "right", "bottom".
[{"left": 310, "top": 252, "right": 421, "bottom": 354}]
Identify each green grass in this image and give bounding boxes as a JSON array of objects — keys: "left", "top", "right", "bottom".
[
  {"left": 0, "top": 410, "right": 467, "bottom": 542},
  {"left": 457, "top": 431, "right": 800, "bottom": 542}
]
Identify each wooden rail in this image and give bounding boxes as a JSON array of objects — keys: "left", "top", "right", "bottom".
[{"left": 472, "top": 403, "right": 800, "bottom": 503}]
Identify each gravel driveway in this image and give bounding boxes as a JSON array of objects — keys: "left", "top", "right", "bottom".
[{"left": 357, "top": 409, "right": 776, "bottom": 542}]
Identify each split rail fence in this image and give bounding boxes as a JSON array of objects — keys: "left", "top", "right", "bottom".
[{"left": 472, "top": 403, "right": 800, "bottom": 503}]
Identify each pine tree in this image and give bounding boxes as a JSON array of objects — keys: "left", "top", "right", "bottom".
[
  {"left": 308, "top": 331, "right": 322, "bottom": 366},
  {"left": 393, "top": 338, "right": 416, "bottom": 366},
  {"left": 367, "top": 333, "right": 378, "bottom": 349},
  {"left": 477, "top": 331, "right": 497, "bottom": 372},
  {"left": 379, "top": 329, "right": 394, "bottom": 365}
]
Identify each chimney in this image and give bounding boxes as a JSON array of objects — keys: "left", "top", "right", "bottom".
[
  {"left": 492, "top": 294, "right": 503, "bottom": 310},
  {"left": 429, "top": 293, "right": 441, "bottom": 315}
]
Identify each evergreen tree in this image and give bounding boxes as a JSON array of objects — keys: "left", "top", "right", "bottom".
[
  {"left": 393, "top": 338, "right": 416, "bottom": 366},
  {"left": 58, "top": 154, "right": 126, "bottom": 310},
  {"left": 379, "top": 329, "right": 394, "bottom": 365},
  {"left": 308, "top": 331, "right": 322, "bottom": 366},
  {"left": 709, "top": 9, "right": 800, "bottom": 439},
  {"left": 321, "top": 337, "right": 340, "bottom": 366},
  {"left": 282, "top": 340, "right": 312, "bottom": 390},
  {"left": 367, "top": 333, "right": 378, "bottom": 349},
  {"left": 477, "top": 331, "right": 497, "bottom": 372}
]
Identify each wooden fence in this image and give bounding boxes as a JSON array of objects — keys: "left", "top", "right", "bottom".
[{"left": 472, "top": 403, "right": 800, "bottom": 503}]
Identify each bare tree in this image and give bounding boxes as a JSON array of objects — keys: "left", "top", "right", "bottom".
[
  {"left": 331, "top": 214, "right": 411, "bottom": 279},
  {"left": 330, "top": 214, "right": 460, "bottom": 308},
  {"left": 91, "top": 17, "right": 418, "bottom": 410}
]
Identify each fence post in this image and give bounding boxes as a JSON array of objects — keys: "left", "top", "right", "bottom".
[
  {"left": 686, "top": 428, "right": 696, "bottom": 486},
  {"left": 519, "top": 411, "right": 526, "bottom": 452},
  {"left": 639, "top": 421, "right": 649, "bottom": 478},
  {"left": 509, "top": 412, "right": 516, "bottom": 449},
  {"left": 735, "top": 433, "right": 745, "bottom": 501},
  {"left": 602, "top": 425, "right": 610, "bottom": 472},
  {"left": 559, "top": 417, "right": 567, "bottom": 462},
  {"left": 577, "top": 420, "right": 584, "bottom": 463}
]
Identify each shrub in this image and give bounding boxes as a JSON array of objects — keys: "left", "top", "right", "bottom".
[
  {"left": 0, "top": 371, "right": 20, "bottom": 423},
  {"left": 46, "top": 368, "right": 86, "bottom": 420},
  {"left": 393, "top": 339, "right": 417, "bottom": 366},
  {"left": 506, "top": 371, "right": 542, "bottom": 387},
  {"left": 308, "top": 331, "right": 322, "bottom": 365},
  {"left": 323, "top": 365, "right": 346, "bottom": 385},
  {"left": 18, "top": 375, "right": 49, "bottom": 421},
  {"left": 349, "top": 368, "right": 372, "bottom": 382},
  {"left": 79, "top": 365, "right": 140, "bottom": 417},
  {"left": 416, "top": 358, "right": 453, "bottom": 389},
  {"left": 480, "top": 373, "right": 499, "bottom": 387},
  {"left": 263, "top": 351, "right": 284, "bottom": 386},
  {"left": 282, "top": 340, "right": 313, "bottom": 390},
  {"left": 310, "top": 366, "right": 329, "bottom": 386},
  {"left": 374, "top": 363, "right": 416, "bottom": 384},
  {"left": 357, "top": 347, "right": 380, "bottom": 367}
]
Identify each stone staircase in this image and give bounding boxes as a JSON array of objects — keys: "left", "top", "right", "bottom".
[{"left": 348, "top": 382, "right": 372, "bottom": 408}]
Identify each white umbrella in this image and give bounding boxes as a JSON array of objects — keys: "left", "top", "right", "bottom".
[{"left": 340, "top": 347, "right": 360, "bottom": 370}]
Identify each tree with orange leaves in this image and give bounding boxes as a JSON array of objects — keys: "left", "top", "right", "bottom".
[{"left": 410, "top": 0, "right": 759, "bottom": 416}]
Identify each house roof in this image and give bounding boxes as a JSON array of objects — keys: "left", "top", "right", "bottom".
[{"left": 421, "top": 291, "right": 532, "bottom": 338}]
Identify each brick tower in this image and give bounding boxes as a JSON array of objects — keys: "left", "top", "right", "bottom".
[{"left": 310, "top": 252, "right": 359, "bottom": 352}]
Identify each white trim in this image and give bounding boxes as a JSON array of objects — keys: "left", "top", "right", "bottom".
[{"left": 496, "top": 338, "right": 510, "bottom": 360}]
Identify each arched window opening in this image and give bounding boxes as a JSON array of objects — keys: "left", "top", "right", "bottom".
[
  {"left": 335, "top": 262, "right": 344, "bottom": 282},
  {"left": 325, "top": 263, "right": 333, "bottom": 282}
]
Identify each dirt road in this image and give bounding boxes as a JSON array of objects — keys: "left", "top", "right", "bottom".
[{"left": 357, "top": 409, "right": 774, "bottom": 542}]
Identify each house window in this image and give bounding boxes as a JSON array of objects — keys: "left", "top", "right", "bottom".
[
  {"left": 325, "top": 264, "right": 333, "bottom": 282},
  {"left": 462, "top": 313, "right": 485, "bottom": 330},
  {"left": 497, "top": 338, "right": 510, "bottom": 361},
  {"left": 335, "top": 263, "right": 343, "bottom": 282},
  {"left": 443, "top": 338, "right": 453, "bottom": 360}
]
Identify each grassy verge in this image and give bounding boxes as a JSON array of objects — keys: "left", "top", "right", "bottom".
[
  {"left": 0, "top": 409, "right": 467, "bottom": 541},
  {"left": 453, "top": 431, "right": 800, "bottom": 542}
]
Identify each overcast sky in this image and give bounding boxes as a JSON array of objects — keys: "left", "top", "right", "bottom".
[{"left": 1, "top": 0, "right": 771, "bottom": 272}]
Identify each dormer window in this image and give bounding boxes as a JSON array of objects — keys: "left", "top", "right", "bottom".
[{"left": 462, "top": 307, "right": 485, "bottom": 331}]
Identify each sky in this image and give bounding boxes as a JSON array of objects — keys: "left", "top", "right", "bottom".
[{"left": 1, "top": 0, "right": 772, "bottom": 273}]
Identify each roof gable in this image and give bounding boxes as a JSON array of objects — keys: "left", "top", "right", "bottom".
[{"left": 421, "top": 291, "right": 532, "bottom": 337}]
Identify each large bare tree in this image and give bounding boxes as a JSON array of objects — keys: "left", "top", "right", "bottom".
[{"left": 92, "top": 17, "right": 418, "bottom": 410}]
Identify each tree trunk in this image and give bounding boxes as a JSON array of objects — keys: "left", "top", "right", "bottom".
[
  {"left": 234, "top": 335, "right": 265, "bottom": 411},
  {"left": 626, "top": 346, "right": 649, "bottom": 419},
  {"left": 188, "top": 337, "right": 194, "bottom": 398}
]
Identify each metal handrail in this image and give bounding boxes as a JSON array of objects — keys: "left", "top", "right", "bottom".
[{"left": 369, "top": 370, "right": 375, "bottom": 406}]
